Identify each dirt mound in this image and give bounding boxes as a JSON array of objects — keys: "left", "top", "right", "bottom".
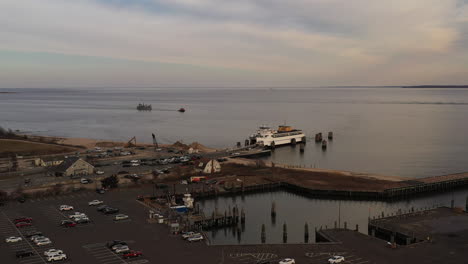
[
  {"left": 171, "top": 141, "right": 190, "bottom": 150},
  {"left": 188, "top": 142, "right": 216, "bottom": 152}
]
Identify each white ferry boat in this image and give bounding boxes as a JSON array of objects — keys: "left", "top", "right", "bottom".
[{"left": 250, "top": 125, "right": 306, "bottom": 148}]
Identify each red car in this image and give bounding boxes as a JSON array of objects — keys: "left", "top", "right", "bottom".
[
  {"left": 14, "top": 217, "right": 32, "bottom": 224},
  {"left": 123, "top": 251, "right": 142, "bottom": 259},
  {"left": 63, "top": 222, "right": 76, "bottom": 228},
  {"left": 15, "top": 222, "right": 32, "bottom": 228}
]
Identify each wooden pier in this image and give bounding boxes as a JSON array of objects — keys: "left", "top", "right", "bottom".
[{"left": 186, "top": 172, "right": 468, "bottom": 201}]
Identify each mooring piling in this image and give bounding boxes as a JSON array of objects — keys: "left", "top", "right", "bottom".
[
  {"left": 283, "top": 222, "right": 288, "bottom": 243},
  {"left": 261, "top": 224, "right": 266, "bottom": 243},
  {"left": 304, "top": 222, "right": 309, "bottom": 243}
]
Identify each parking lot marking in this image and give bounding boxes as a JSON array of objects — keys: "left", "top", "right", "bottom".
[{"left": 1, "top": 211, "right": 47, "bottom": 264}]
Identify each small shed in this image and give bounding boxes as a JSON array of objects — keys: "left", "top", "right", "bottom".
[{"left": 52, "top": 157, "right": 94, "bottom": 177}]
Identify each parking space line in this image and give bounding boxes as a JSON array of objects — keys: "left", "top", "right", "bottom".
[{"left": 1, "top": 212, "right": 47, "bottom": 264}]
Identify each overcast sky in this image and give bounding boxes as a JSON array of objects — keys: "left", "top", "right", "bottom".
[{"left": 1, "top": 0, "right": 468, "bottom": 88}]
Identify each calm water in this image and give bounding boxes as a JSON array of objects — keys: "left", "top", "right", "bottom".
[
  {"left": 199, "top": 189, "right": 468, "bottom": 245},
  {"left": 2, "top": 87, "right": 468, "bottom": 178}
]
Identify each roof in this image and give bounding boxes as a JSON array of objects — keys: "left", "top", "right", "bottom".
[
  {"left": 52, "top": 157, "right": 91, "bottom": 172},
  {"left": 41, "top": 156, "right": 65, "bottom": 162}
]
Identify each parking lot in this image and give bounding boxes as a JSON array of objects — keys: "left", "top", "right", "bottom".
[
  {"left": 0, "top": 187, "right": 221, "bottom": 264},
  {"left": 1, "top": 186, "right": 378, "bottom": 264}
]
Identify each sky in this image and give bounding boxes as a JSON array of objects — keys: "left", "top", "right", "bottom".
[{"left": 1, "top": 0, "right": 468, "bottom": 88}]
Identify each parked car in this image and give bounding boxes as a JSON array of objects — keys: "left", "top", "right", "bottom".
[
  {"left": 278, "top": 259, "right": 295, "bottom": 264},
  {"left": 182, "top": 232, "right": 200, "bottom": 239},
  {"left": 328, "top": 256, "right": 345, "bottom": 264},
  {"left": 14, "top": 217, "right": 32, "bottom": 224},
  {"left": 88, "top": 200, "right": 104, "bottom": 206},
  {"left": 114, "top": 214, "right": 129, "bottom": 221},
  {"left": 106, "top": 240, "right": 127, "bottom": 249},
  {"left": 31, "top": 235, "right": 45, "bottom": 241},
  {"left": 47, "top": 253, "right": 67, "bottom": 262},
  {"left": 97, "top": 205, "right": 110, "bottom": 211},
  {"left": 80, "top": 178, "right": 92, "bottom": 184},
  {"left": 16, "top": 250, "right": 34, "bottom": 258},
  {"left": 131, "top": 163, "right": 140, "bottom": 167},
  {"left": 75, "top": 217, "right": 91, "bottom": 224},
  {"left": 123, "top": 250, "right": 143, "bottom": 259},
  {"left": 103, "top": 207, "right": 119, "bottom": 215},
  {"left": 114, "top": 245, "right": 130, "bottom": 253},
  {"left": 59, "top": 205, "right": 74, "bottom": 211},
  {"left": 61, "top": 220, "right": 76, "bottom": 228},
  {"left": 36, "top": 238, "right": 52, "bottom": 246},
  {"left": 44, "top": 249, "right": 63, "bottom": 256},
  {"left": 96, "top": 188, "right": 105, "bottom": 194},
  {"left": 16, "top": 222, "right": 32, "bottom": 228},
  {"left": 69, "top": 212, "right": 87, "bottom": 219},
  {"left": 5, "top": 236, "right": 22, "bottom": 243},
  {"left": 187, "top": 234, "right": 204, "bottom": 242},
  {"left": 96, "top": 170, "right": 105, "bottom": 175}
]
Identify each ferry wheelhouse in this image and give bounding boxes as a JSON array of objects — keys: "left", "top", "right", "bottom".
[{"left": 250, "top": 125, "right": 306, "bottom": 148}]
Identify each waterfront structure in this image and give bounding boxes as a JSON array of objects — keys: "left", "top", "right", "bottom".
[
  {"left": 52, "top": 157, "right": 94, "bottom": 177},
  {"left": 250, "top": 125, "right": 306, "bottom": 148}
]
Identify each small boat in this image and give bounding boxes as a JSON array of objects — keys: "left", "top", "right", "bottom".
[
  {"left": 328, "top": 131, "right": 333, "bottom": 140},
  {"left": 322, "top": 140, "right": 327, "bottom": 149},
  {"left": 178, "top": 108, "right": 186, "bottom": 113}
]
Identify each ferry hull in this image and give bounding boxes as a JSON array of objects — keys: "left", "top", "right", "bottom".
[{"left": 257, "top": 134, "right": 305, "bottom": 148}]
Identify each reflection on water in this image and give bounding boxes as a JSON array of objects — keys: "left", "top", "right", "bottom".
[{"left": 198, "top": 189, "right": 468, "bottom": 245}]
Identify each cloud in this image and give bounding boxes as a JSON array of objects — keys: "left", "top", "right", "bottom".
[{"left": 0, "top": 0, "right": 467, "bottom": 87}]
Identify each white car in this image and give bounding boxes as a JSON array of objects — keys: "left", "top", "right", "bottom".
[
  {"left": 279, "top": 258, "right": 296, "bottom": 264},
  {"left": 5, "top": 236, "right": 22, "bottom": 243},
  {"left": 96, "top": 170, "right": 104, "bottom": 175},
  {"left": 114, "top": 214, "right": 129, "bottom": 221},
  {"left": 182, "top": 232, "right": 201, "bottom": 239},
  {"left": 31, "top": 235, "right": 45, "bottom": 242},
  {"left": 69, "top": 212, "right": 87, "bottom": 219},
  {"left": 44, "top": 249, "right": 63, "bottom": 256},
  {"left": 88, "top": 200, "right": 103, "bottom": 206},
  {"left": 80, "top": 178, "right": 90, "bottom": 184},
  {"left": 130, "top": 160, "right": 139, "bottom": 163},
  {"left": 36, "top": 239, "right": 52, "bottom": 246},
  {"left": 131, "top": 163, "right": 140, "bottom": 167},
  {"left": 59, "top": 205, "right": 74, "bottom": 211},
  {"left": 187, "top": 234, "right": 204, "bottom": 242},
  {"left": 328, "top": 256, "right": 345, "bottom": 264},
  {"left": 114, "top": 245, "right": 130, "bottom": 253},
  {"left": 32, "top": 236, "right": 47, "bottom": 242},
  {"left": 47, "top": 253, "right": 67, "bottom": 262}
]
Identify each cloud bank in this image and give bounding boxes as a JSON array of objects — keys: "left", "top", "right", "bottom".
[{"left": 0, "top": 0, "right": 467, "bottom": 87}]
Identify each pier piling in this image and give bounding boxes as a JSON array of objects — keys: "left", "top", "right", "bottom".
[
  {"left": 466, "top": 196, "right": 468, "bottom": 212},
  {"left": 304, "top": 223, "right": 309, "bottom": 243},
  {"left": 283, "top": 223, "right": 288, "bottom": 243},
  {"left": 261, "top": 224, "right": 266, "bottom": 243},
  {"left": 271, "top": 201, "right": 276, "bottom": 218}
]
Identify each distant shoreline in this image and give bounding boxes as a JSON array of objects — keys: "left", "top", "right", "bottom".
[{"left": 401, "top": 85, "right": 468, "bottom": 88}]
